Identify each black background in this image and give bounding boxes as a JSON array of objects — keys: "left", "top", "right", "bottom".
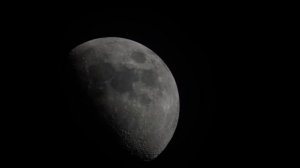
[
  {"left": 3, "top": 4, "right": 290, "bottom": 167},
  {"left": 4, "top": 7, "right": 245, "bottom": 167}
]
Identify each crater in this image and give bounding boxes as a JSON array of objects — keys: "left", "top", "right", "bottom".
[{"left": 131, "top": 51, "right": 146, "bottom": 63}]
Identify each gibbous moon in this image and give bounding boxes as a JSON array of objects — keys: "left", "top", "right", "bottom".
[{"left": 69, "top": 37, "right": 179, "bottom": 161}]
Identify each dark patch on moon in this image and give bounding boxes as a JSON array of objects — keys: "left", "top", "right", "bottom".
[
  {"left": 140, "top": 69, "right": 158, "bottom": 87},
  {"left": 86, "top": 61, "right": 115, "bottom": 99},
  {"left": 131, "top": 51, "right": 146, "bottom": 63},
  {"left": 127, "top": 92, "right": 152, "bottom": 106},
  {"left": 139, "top": 93, "right": 152, "bottom": 105},
  {"left": 88, "top": 61, "right": 114, "bottom": 84},
  {"left": 111, "top": 66, "right": 139, "bottom": 94},
  {"left": 75, "top": 46, "right": 95, "bottom": 58}
]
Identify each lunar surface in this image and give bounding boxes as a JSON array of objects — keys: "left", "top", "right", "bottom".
[{"left": 69, "top": 37, "right": 179, "bottom": 161}]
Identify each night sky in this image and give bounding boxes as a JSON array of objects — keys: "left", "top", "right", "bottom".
[{"left": 4, "top": 7, "right": 241, "bottom": 167}]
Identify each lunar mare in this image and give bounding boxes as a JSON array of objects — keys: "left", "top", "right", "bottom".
[{"left": 69, "top": 37, "right": 179, "bottom": 161}]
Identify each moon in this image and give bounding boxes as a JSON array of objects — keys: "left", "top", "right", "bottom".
[{"left": 69, "top": 37, "right": 179, "bottom": 161}]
